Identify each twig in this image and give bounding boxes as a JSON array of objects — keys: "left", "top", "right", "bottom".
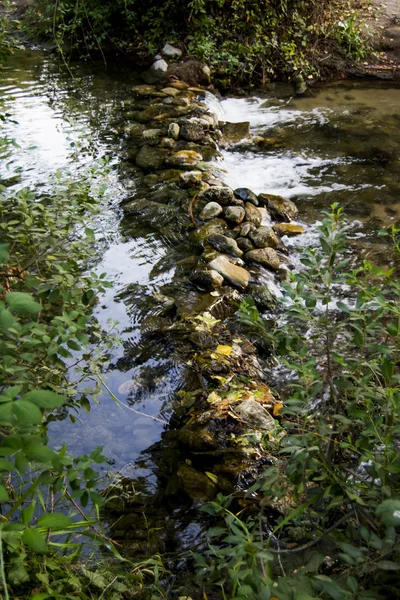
[
  {"left": 188, "top": 191, "right": 199, "bottom": 226},
  {"left": 0, "top": 528, "right": 9, "bottom": 600}
]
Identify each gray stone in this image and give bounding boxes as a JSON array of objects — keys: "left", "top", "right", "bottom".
[
  {"left": 207, "top": 234, "right": 243, "bottom": 257},
  {"left": 249, "top": 226, "right": 279, "bottom": 249},
  {"left": 234, "top": 188, "right": 259, "bottom": 205},
  {"left": 142, "top": 128, "right": 163, "bottom": 141},
  {"left": 179, "top": 170, "right": 203, "bottom": 187},
  {"left": 197, "top": 186, "right": 235, "bottom": 206},
  {"left": 245, "top": 202, "right": 262, "bottom": 226},
  {"left": 209, "top": 255, "right": 250, "bottom": 291},
  {"left": 168, "top": 123, "right": 180, "bottom": 140},
  {"left": 257, "top": 193, "right": 298, "bottom": 222},
  {"left": 221, "top": 121, "right": 250, "bottom": 143},
  {"left": 224, "top": 206, "right": 246, "bottom": 224},
  {"left": 146, "top": 59, "right": 168, "bottom": 83},
  {"left": 190, "top": 269, "right": 224, "bottom": 291},
  {"left": 247, "top": 283, "right": 276, "bottom": 311},
  {"left": 160, "top": 137, "right": 175, "bottom": 149},
  {"left": 180, "top": 119, "right": 206, "bottom": 142},
  {"left": 240, "top": 223, "right": 252, "bottom": 237},
  {"left": 236, "top": 237, "right": 254, "bottom": 252},
  {"left": 244, "top": 248, "right": 280, "bottom": 271},
  {"left": 161, "top": 86, "right": 181, "bottom": 97},
  {"left": 235, "top": 398, "right": 274, "bottom": 430},
  {"left": 199, "top": 202, "right": 223, "bottom": 220},
  {"left": 135, "top": 144, "right": 169, "bottom": 171},
  {"left": 192, "top": 219, "right": 227, "bottom": 243}
]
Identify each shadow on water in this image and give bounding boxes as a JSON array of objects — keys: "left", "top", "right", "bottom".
[{"left": 2, "top": 52, "right": 400, "bottom": 556}]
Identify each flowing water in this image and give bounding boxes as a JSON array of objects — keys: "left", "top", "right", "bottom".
[{"left": 1, "top": 50, "right": 400, "bottom": 546}]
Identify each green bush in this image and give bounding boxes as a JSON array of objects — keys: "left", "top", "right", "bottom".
[{"left": 196, "top": 205, "right": 400, "bottom": 599}]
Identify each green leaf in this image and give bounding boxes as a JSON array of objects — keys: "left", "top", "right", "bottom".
[
  {"left": 0, "top": 309, "right": 15, "bottom": 331},
  {"left": 6, "top": 292, "right": 41, "bottom": 315},
  {"left": 0, "top": 402, "right": 13, "bottom": 424},
  {"left": 0, "top": 458, "right": 13, "bottom": 471},
  {"left": 0, "top": 484, "right": 10, "bottom": 502},
  {"left": 37, "top": 513, "right": 73, "bottom": 530},
  {"left": 23, "top": 443, "right": 55, "bottom": 463},
  {"left": 0, "top": 244, "right": 9, "bottom": 264},
  {"left": 22, "top": 528, "right": 47, "bottom": 553},
  {"left": 376, "top": 499, "right": 400, "bottom": 527},
  {"left": 23, "top": 390, "right": 65, "bottom": 410},
  {"left": 376, "top": 560, "right": 400, "bottom": 571},
  {"left": 21, "top": 500, "right": 36, "bottom": 525},
  {"left": 13, "top": 400, "right": 42, "bottom": 426}
]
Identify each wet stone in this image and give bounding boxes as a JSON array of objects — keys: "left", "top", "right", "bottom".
[
  {"left": 236, "top": 398, "right": 274, "bottom": 430},
  {"left": 258, "top": 193, "right": 298, "bottom": 222},
  {"left": 244, "top": 247, "right": 280, "bottom": 271},
  {"left": 161, "top": 137, "right": 175, "bottom": 149},
  {"left": 166, "top": 150, "right": 203, "bottom": 168},
  {"left": 221, "top": 121, "right": 250, "bottom": 143},
  {"left": 144, "top": 59, "right": 169, "bottom": 84},
  {"left": 199, "top": 202, "right": 223, "bottom": 220},
  {"left": 177, "top": 464, "right": 217, "bottom": 501},
  {"left": 209, "top": 255, "right": 250, "bottom": 290},
  {"left": 190, "top": 269, "right": 224, "bottom": 291},
  {"left": 240, "top": 222, "right": 252, "bottom": 237},
  {"left": 135, "top": 144, "right": 169, "bottom": 170},
  {"left": 273, "top": 223, "right": 305, "bottom": 237},
  {"left": 234, "top": 188, "right": 259, "bottom": 205},
  {"left": 245, "top": 202, "right": 262, "bottom": 226},
  {"left": 192, "top": 218, "right": 227, "bottom": 243},
  {"left": 249, "top": 225, "right": 279, "bottom": 249},
  {"left": 207, "top": 233, "right": 243, "bottom": 257},
  {"left": 197, "top": 186, "right": 235, "bottom": 206},
  {"left": 179, "top": 170, "right": 203, "bottom": 187},
  {"left": 247, "top": 283, "right": 276, "bottom": 311},
  {"left": 168, "top": 122, "right": 180, "bottom": 140},
  {"left": 169, "top": 81, "right": 190, "bottom": 90},
  {"left": 236, "top": 237, "right": 254, "bottom": 252},
  {"left": 224, "top": 205, "right": 246, "bottom": 224},
  {"left": 179, "top": 118, "right": 207, "bottom": 142},
  {"left": 161, "top": 86, "right": 181, "bottom": 97}
]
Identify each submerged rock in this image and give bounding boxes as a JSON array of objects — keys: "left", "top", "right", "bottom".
[
  {"left": 209, "top": 255, "right": 250, "bottom": 290},
  {"left": 135, "top": 144, "right": 169, "bottom": 170},
  {"left": 234, "top": 188, "right": 258, "bottom": 205},
  {"left": 176, "top": 463, "right": 217, "bottom": 501},
  {"left": 166, "top": 150, "right": 203, "bottom": 168},
  {"left": 235, "top": 398, "right": 274, "bottom": 430},
  {"left": 249, "top": 225, "right": 279, "bottom": 249},
  {"left": 221, "top": 121, "right": 250, "bottom": 143},
  {"left": 244, "top": 247, "right": 280, "bottom": 271},
  {"left": 258, "top": 193, "right": 298, "bottom": 222},
  {"left": 207, "top": 233, "right": 243, "bottom": 257},
  {"left": 273, "top": 223, "right": 305, "bottom": 237},
  {"left": 199, "top": 202, "right": 223, "bottom": 220},
  {"left": 192, "top": 218, "right": 227, "bottom": 243}
]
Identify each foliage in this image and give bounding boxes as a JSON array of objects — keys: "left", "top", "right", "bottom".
[
  {"left": 0, "top": 0, "right": 16, "bottom": 68},
  {"left": 195, "top": 205, "right": 400, "bottom": 599},
  {"left": 334, "top": 13, "right": 366, "bottom": 61},
  {"left": 25, "top": 0, "right": 368, "bottom": 84}
]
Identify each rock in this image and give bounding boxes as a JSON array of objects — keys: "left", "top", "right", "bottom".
[
  {"left": 192, "top": 218, "right": 227, "bottom": 243},
  {"left": 179, "top": 118, "right": 206, "bottom": 142},
  {"left": 240, "top": 223, "right": 252, "bottom": 237},
  {"left": 145, "top": 59, "right": 168, "bottom": 83},
  {"left": 209, "top": 255, "right": 250, "bottom": 290},
  {"left": 179, "top": 170, "right": 203, "bottom": 187},
  {"left": 122, "top": 199, "right": 179, "bottom": 229},
  {"left": 273, "top": 223, "right": 305, "bottom": 237},
  {"left": 177, "top": 464, "right": 216, "bottom": 501},
  {"left": 161, "top": 43, "right": 182, "bottom": 59},
  {"left": 244, "top": 248, "right": 280, "bottom": 271},
  {"left": 161, "top": 86, "right": 181, "bottom": 97},
  {"left": 247, "top": 283, "right": 276, "bottom": 311},
  {"left": 197, "top": 186, "right": 235, "bottom": 206},
  {"left": 235, "top": 398, "right": 274, "bottom": 430},
  {"left": 245, "top": 202, "right": 262, "bottom": 226},
  {"left": 236, "top": 237, "right": 254, "bottom": 252},
  {"left": 257, "top": 193, "right": 298, "bottom": 222},
  {"left": 178, "top": 426, "right": 218, "bottom": 451},
  {"left": 257, "top": 207, "right": 271, "bottom": 223},
  {"left": 207, "top": 234, "right": 243, "bottom": 257},
  {"left": 199, "top": 202, "right": 223, "bottom": 220},
  {"left": 142, "top": 128, "right": 163, "bottom": 141},
  {"left": 190, "top": 269, "right": 224, "bottom": 291},
  {"left": 135, "top": 144, "right": 169, "bottom": 171},
  {"left": 160, "top": 137, "right": 175, "bottom": 149},
  {"left": 294, "top": 73, "right": 307, "bottom": 95},
  {"left": 234, "top": 188, "right": 259, "bottom": 205},
  {"left": 168, "top": 60, "right": 211, "bottom": 86},
  {"left": 169, "top": 81, "right": 190, "bottom": 90},
  {"left": 249, "top": 226, "right": 279, "bottom": 249},
  {"left": 132, "top": 84, "right": 161, "bottom": 97},
  {"left": 168, "top": 122, "right": 180, "bottom": 140},
  {"left": 166, "top": 150, "right": 203, "bottom": 168},
  {"left": 123, "top": 122, "right": 145, "bottom": 139},
  {"left": 221, "top": 121, "right": 250, "bottom": 143},
  {"left": 224, "top": 206, "right": 246, "bottom": 224}
]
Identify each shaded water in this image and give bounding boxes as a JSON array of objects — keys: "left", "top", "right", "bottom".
[{"left": 1, "top": 52, "right": 400, "bottom": 535}]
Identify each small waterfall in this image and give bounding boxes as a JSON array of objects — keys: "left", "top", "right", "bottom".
[{"left": 203, "top": 90, "right": 225, "bottom": 119}]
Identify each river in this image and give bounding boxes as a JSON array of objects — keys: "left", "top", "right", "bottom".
[{"left": 1, "top": 49, "right": 400, "bottom": 551}]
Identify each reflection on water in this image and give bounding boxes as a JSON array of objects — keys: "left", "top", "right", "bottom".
[{"left": 1, "top": 53, "right": 400, "bottom": 476}]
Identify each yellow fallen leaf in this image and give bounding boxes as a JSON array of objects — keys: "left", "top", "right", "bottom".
[
  {"left": 216, "top": 344, "right": 232, "bottom": 356},
  {"left": 207, "top": 391, "right": 221, "bottom": 404},
  {"left": 273, "top": 403, "right": 284, "bottom": 416},
  {"left": 205, "top": 471, "right": 218, "bottom": 484}
]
